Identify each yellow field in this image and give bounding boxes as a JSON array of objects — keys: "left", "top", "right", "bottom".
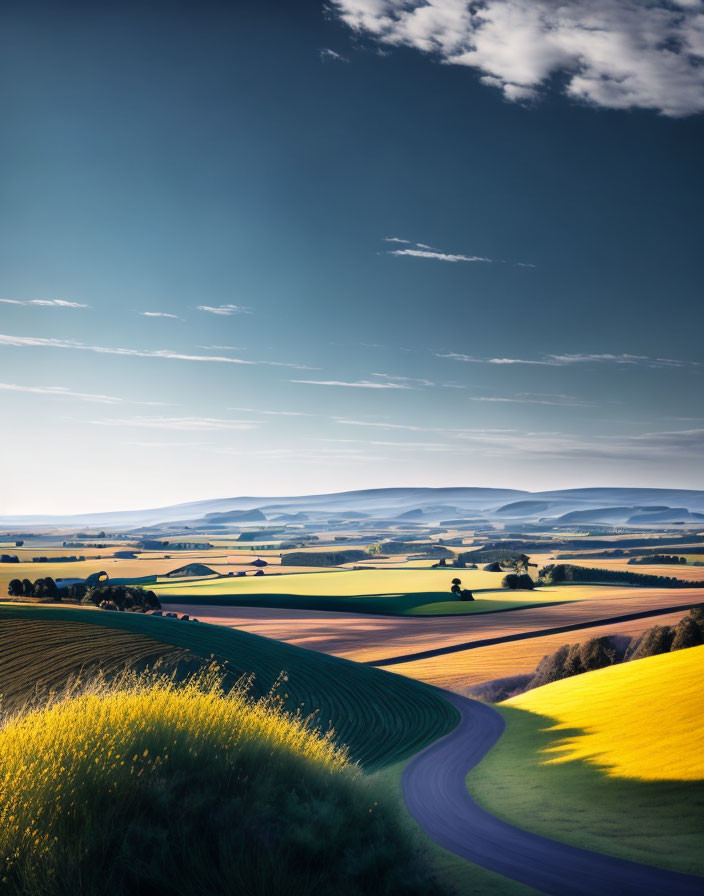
[
  {"left": 153, "top": 566, "right": 509, "bottom": 597},
  {"left": 506, "top": 644, "right": 704, "bottom": 780}
]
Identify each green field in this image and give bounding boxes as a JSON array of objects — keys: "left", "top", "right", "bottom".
[
  {"left": 466, "top": 648, "right": 704, "bottom": 876},
  {"left": 154, "top": 568, "right": 505, "bottom": 596},
  {"left": 152, "top": 568, "right": 577, "bottom": 616},
  {"left": 0, "top": 603, "right": 457, "bottom": 770}
]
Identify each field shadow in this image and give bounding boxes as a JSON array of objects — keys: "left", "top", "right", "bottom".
[{"left": 468, "top": 704, "right": 704, "bottom": 877}]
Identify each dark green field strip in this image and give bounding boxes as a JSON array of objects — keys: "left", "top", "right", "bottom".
[
  {"left": 0, "top": 604, "right": 459, "bottom": 770},
  {"left": 0, "top": 618, "right": 187, "bottom": 710},
  {"left": 155, "top": 590, "right": 567, "bottom": 617}
]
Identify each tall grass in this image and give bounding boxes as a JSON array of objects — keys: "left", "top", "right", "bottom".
[{"left": 0, "top": 667, "right": 440, "bottom": 896}]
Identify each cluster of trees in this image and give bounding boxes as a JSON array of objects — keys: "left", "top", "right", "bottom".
[
  {"left": 281, "top": 550, "right": 368, "bottom": 567},
  {"left": 8, "top": 577, "right": 65, "bottom": 599},
  {"left": 538, "top": 563, "right": 704, "bottom": 588},
  {"left": 532, "top": 607, "right": 704, "bottom": 688},
  {"left": 1, "top": 554, "right": 19, "bottom": 563},
  {"left": 628, "top": 554, "right": 687, "bottom": 565},
  {"left": 81, "top": 584, "right": 160, "bottom": 612},
  {"left": 501, "top": 573, "right": 535, "bottom": 590}
]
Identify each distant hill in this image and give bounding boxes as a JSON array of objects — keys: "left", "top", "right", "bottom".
[{"left": 3, "top": 486, "right": 704, "bottom": 529}]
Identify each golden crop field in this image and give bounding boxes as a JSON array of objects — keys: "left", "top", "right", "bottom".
[
  {"left": 389, "top": 610, "right": 689, "bottom": 690},
  {"left": 507, "top": 643, "right": 704, "bottom": 780}
]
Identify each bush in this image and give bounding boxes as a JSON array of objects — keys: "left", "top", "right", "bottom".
[
  {"left": 82, "top": 585, "right": 161, "bottom": 612},
  {"left": 0, "top": 669, "right": 441, "bottom": 896}
]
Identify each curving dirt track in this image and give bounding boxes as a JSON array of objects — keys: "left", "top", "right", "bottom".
[{"left": 403, "top": 691, "right": 704, "bottom": 896}]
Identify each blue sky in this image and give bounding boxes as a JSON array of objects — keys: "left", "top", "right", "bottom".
[{"left": 1, "top": 0, "right": 703, "bottom": 513}]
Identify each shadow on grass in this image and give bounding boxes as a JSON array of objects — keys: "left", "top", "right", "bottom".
[
  {"left": 158, "top": 591, "right": 563, "bottom": 617},
  {"left": 467, "top": 705, "right": 704, "bottom": 877}
]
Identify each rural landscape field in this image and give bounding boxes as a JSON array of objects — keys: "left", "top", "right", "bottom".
[
  {"left": 1, "top": 487, "right": 704, "bottom": 894},
  {"left": 2, "top": 0, "right": 703, "bottom": 893}
]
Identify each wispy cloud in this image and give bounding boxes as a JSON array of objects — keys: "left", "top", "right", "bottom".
[
  {"left": 0, "top": 332, "right": 257, "bottom": 365},
  {"left": 92, "top": 416, "right": 259, "bottom": 431},
  {"left": 320, "top": 47, "right": 349, "bottom": 62},
  {"left": 388, "top": 248, "right": 491, "bottom": 263},
  {"left": 197, "top": 345, "right": 246, "bottom": 351},
  {"left": 0, "top": 298, "right": 88, "bottom": 308},
  {"left": 469, "top": 392, "right": 593, "bottom": 406},
  {"left": 436, "top": 351, "right": 700, "bottom": 368},
  {"left": 140, "top": 311, "right": 182, "bottom": 320},
  {"left": 331, "top": 0, "right": 704, "bottom": 117},
  {"left": 290, "top": 379, "right": 412, "bottom": 389},
  {"left": 383, "top": 237, "right": 411, "bottom": 244},
  {"left": 334, "top": 418, "right": 436, "bottom": 431},
  {"left": 197, "top": 304, "right": 251, "bottom": 316},
  {"left": 372, "top": 372, "right": 435, "bottom": 387},
  {"left": 229, "top": 406, "right": 315, "bottom": 417},
  {"left": 0, "top": 382, "right": 168, "bottom": 406}
]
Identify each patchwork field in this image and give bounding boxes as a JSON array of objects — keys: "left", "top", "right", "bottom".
[
  {"left": 387, "top": 609, "right": 690, "bottom": 690},
  {"left": 0, "top": 603, "right": 457, "bottom": 771},
  {"left": 466, "top": 646, "right": 704, "bottom": 875},
  {"left": 164, "top": 586, "right": 704, "bottom": 666}
]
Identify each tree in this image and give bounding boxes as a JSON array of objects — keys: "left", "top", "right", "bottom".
[
  {"left": 22, "top": 578, "right": 33, "bottom": 596},
  {"left": 670, "top": 616, "right": 703, "bottom": 651},
  {"left": 8, "top": 579, "right": 22, "bottom": 597}
]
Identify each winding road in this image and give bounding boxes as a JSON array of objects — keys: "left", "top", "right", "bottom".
[{"left": 403, "top": 691, "right": 704, "bottom": 896}]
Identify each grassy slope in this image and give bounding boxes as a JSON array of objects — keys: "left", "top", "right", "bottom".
[
  {"left": 153, "top": 568, "right": 506, "bottom": 597},
  {"left": 153, "top": 568, "right": 579, "bottom": 616},
  {"left": 0, "top": 603, "right": 457, "bottom": 771},
  {"left": 159, "top": 590, "right": 572, "bottom": 616},
  {"left": 467, "top": 646, "right": 704, "bottom": 875}
]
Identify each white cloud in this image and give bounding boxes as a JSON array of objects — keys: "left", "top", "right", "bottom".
[
  {"left": 290, "top": 379, "right": 412, "bottom": 389},
  {"left": 388, "top": 248, "right": 491, "bottom": 262},
  {"left": 197, "top": 304, "right": 251, "bottom": 315},
  {"left": 320, "top": 47, "right": 349, "bottom": 61},
  {"left": 331, "top": 0, "right": 704, "bottom": 116},
  {"left": 0, "top": 298, "right": 88, "bottom": 308},
  {"left": 0, "top": 332, "right": 256, "bottom": 364},
  {"left": 372, "top": 372, "right": 436, "bottom": 386},
  {"left": 436, "top": 350, "right": 699, "bottom": 367},
  {"left": 383, "top": 236, "right": 411, "bottom": 244},
  {"left": 0, "top": 382, "right": 167, "bottom": 406},
  {"left": 140, "top": 311, "right": 182, "bottom": 320},
  {"left": 229, "top": 406, "right": 315, "bottom": 417},
  {"left": 92, "top": 416, "right": 259, "bottom": 431}
]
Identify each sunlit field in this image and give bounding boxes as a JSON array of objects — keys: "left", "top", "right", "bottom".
[
  {"left": 467, "top": 646, "right": 704, "bottom": 875},
  {"left": 507, "top": 643, "right": 704, "bottom": 780},
  {"left": 0, "top": 669, "right": 440, "bottom": 896},
  {"left": 388, "top": 609, "right": 691, "bottom": 690}
]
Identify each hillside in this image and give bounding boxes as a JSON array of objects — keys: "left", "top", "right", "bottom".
[
  {"left": 467, "top": 646, "right": 704, "bottom": 875},
  {"left": 506, "top": 643, "right": 704, "bottom": 780},
  {"left": 0, "top": 604, "right": 457, "bottom": 770}
]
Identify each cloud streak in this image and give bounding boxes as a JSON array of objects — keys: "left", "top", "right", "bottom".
[
  {"left": 0, "top": 332, "right": 308, "bottom": 369},
  {"left": 290, "top": 379, "right": 412, "bottom": 389},
  {"left": 92, "top": 416, "right": 259, "bottom": 431},
  {"left": 197, "top": 304, "right": 251, "bottom": 315},
  {"left": 388, "top": 248, "right": 491, "bottom": 262},
  {"left": 140, "top": 311, "right": 182, "bottom": 320},
  {"left": 0, "top": 382, "right": 167, "bottom": 406},
  {"left": 437, "top": 351, "right": 700, "bottom": 368},
  {"left": 0, "top": 299, "right": 88, "bottom": 308},
  {"left": 331, "top": 0, "right": 704, "bottom": 116}
]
